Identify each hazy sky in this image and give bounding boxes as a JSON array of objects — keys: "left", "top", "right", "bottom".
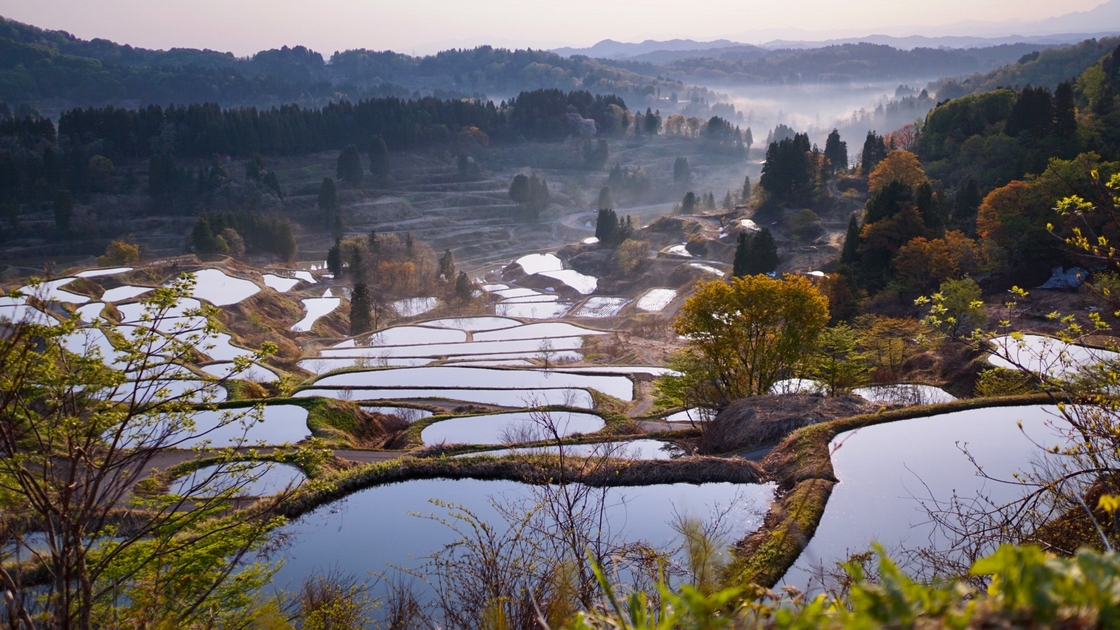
[{"left": 0, "top": 0, "right": 1107, "bottom": 57}]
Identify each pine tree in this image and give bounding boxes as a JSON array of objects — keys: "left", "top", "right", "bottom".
[
  {"left": 750, "top": 227, "right": 779, "bottom": 274},
  {"left": 439, "top": 249, "right": 455, "bottom": 280},
  {"left": 840, "top": 215, "right": 861, "bottom": 266},
  {"left": 245, "top": 154, "right": 263, "bottom": 182},
  {"left": 598, "top": 186, "right": 613, "bottom": 211},
  {"left": 327, "top": 239, "right": 343, "bottom": 277},
  {"left": 681, "top": 191, "right": 697, "bottom": 213},
  {"left": 455, "top": 271, "right": 473, "bottom": 301},
  {"left": 673, "top": 157, "right": 690, "bottom": 183},
  {"left": 596, "top": 208, "right": 619, "bottom": 245},
  {"left": 348, "top": 248, "right": 365, "bottom": 281},
  {"left": 741, "top": 176, "right": 752, "bottom": 203},
  {"left": 509, "top": 174, "right": 531, "bottom": 204},
  {"left": 262, "top": 171, "right": 282, "bottom": 198},
  {"left": 733, "top": 232, "right": 753, "bottom": 277},
  {"left": 369, "top": 135, "right": 390, "bottom": 180},
  {"left": 860, "top": 131, "right": 888, "bottom": 174},
  {"left": 824, "top": 129, "right": 848, "bottom": 173},
  {"left": 337, "top": 145, "right": 363, "bottom": 186},
  {"left": 350, "top": 282, "right": 374, "bottom": 335},
  {"left": 405, "top": 232, "right": 414, "bottom": 255},
  {"left": 1054, "top": 81, "right": 1077, "bottom": 138},
  {"left": 915, "top": 181, "right": 943, "bottom": 235},
  {"left": 190, "top": 215, "right": 219, "bottom": 254},
  {"left": 318, "top": 177, "right": 339, "bottom": 232},
  {"left": 277, "top": 221, "right": 297, "bottom": 261}
]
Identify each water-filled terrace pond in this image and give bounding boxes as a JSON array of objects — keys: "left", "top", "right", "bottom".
[
  {"left": 310, "top": 366, "right": 633, "bottom": 401},
  {"left": 170, "top": 462, "right": 306, "bottom": 497},
  {"left": 782, "top": 404, "right": 1066, "bottom": 590},
  {"left": 269, "top": 479, "right": 774, "bottom": 595},
  {"left": 420, "top": 411, "right": 606, "bottom": 445}
]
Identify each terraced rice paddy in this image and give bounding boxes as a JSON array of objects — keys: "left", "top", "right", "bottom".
[
  {"left": 185, "top": 268, "right": 260, "bottom": 306},
  {"left": 783, "top": 405, "right": 1065, "bottom": 590},
  {"left": 170, "top": 462, "right": 306, "bottom": 497},
  {"left": 292, "top": 290, "right": 341, "bottom": 332},
  {"left": 635, "top": 288, "right": 677, "bottom": 312},
  {"left": 575, "top": 297, "right": 629, "bottom": 318},
  {"left": 420, "top": 410, "right": 606, "bottom": 445}
]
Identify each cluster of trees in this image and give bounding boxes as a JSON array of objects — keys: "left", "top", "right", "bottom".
[
  {"left": 594, "top": 207, "right": 634, "bottom": 248},
  {"left": 822, "top": 43, "right": 1120, "bottom": 304},
  {"left": 53, "top": 90, "right": 633, "bottom": 164},
  {"left": 332, "top": 230, "right": 443, "bottom": 301},
  {"left": 508, "top": 172, "right": 551, "bottom": 219},
  {"left": 758, "top": 132, "right": 829, "bottom": 209},
  {"left": 914, "top": 81, "right": 1079, "bottom": 191},
  {"left": 189, "top": 210, "right": 297, "bottom": 261},
  {"left": 732, "top": 228, "right": 778, "bottom": 277},
  {"left": 0, "top": 110, "right": 118, "bottom": 212}
]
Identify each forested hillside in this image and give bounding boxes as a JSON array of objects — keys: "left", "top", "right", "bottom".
[
  {"left": 816, "top": 40, "right": 1120, "bottom": 311},
  {"left": 0, "top": 16, "right": 684, "bottom": 113},
  {"left": 934, "top": 36, "right": 1120, "bottom": 97},
  {"left": 610, "top": 42, "right": 1047, "bottom": 85}
]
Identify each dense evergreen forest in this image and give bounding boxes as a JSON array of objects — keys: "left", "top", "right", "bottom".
[{"left": 0, "top": 88, "right": 631, "bottom": 207}]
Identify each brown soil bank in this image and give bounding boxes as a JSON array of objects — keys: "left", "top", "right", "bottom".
[{"left": 698, "top": 394, "right": 881, "bottom": 455}]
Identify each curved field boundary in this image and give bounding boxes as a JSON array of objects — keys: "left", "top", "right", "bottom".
[
  {"left": 275, "top": 453, "right": 767, "bottom": 521},
  {"left": 725, "top": 392, "right": 1058, "bottom": 590}
]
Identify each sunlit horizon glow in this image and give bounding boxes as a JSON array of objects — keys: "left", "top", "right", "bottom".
[{"left": 0, "top": 0, "right": 1110, "bottom": 58}]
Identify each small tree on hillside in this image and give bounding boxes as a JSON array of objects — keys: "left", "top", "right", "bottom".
[
  {"left": 327, "top": 238, "right": 343, "bottom": 278},
  {"left": 732, "top": 227, "right": 779, "bottom": 277},
  {"left": 438, "top": 249, "right": 455, "bottom": 281},
  {"left": 190, "top": 215, "right": 220, "bottom": 255},
  {"left": 350, "top": 282, "right": 374, "bottom": 335},
  {"left": 656, "top": 274, "right": 829, "bottom": 408},
  {"left": 861, "top": 130, "right": 888, "bottom": 174},
  {"left": 318, "top": 177, "right": 341, "bottom": 236},
  {"left": 840, "top": 214, "right": 861, "bottom": 266},
  {"left": 455, "top": 271, "right": 473, "bottom": 302},
  {"left": 805, "top": 323, "right": 869, "bottom": 396},
  {"left": 681, "top": 192, "right": 698, "bottom": 213},
  {"left": 369, "top": 135, "right": 390, "bottom": 181},
  {"left": 673, "top": 156, "right": 690, "bottom": 183},
  {"left": 337, "top": 145, "right": 363, "bottom": 186},
  {"left": 824, "top": 128, "right": 848, "bottom": 174},
  {"left": 98, "top": 240, "right": 140, "bottom": 266},
  {"left": 597, "top": 186, "right": 613, "bottom": 211}
]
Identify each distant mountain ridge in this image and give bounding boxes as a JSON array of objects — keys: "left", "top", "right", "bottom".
[
  {"left": 554, "top": 32, "right": 1117, "bottom": 62},
  {"left": 552, "top": 1, "right": 1120, "bottom": 60}
]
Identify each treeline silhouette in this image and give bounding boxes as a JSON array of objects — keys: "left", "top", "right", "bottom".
[
  {"left": 55, "top": 90, "right": 628, "bottom": 160},
  {"left": 0, "top": 16, "right": 677, "bottom": 110}
]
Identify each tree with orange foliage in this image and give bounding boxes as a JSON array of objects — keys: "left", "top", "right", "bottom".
[
  {"left": 867, "top": 150, "right": 929, "bottom": 193},
  {"left": 976, "top": 180, "right": 1034, "bottom": 242},
  {"left": 894, "top": 230, "right": 1005, "bottom": 292},
  {"left": 976, "top": 178, "right": 1061, "bottom": 277},
  {"left": 894, "top": 236, "right": 958, "bottom": 292},
  {"left": 885, "top": 124, "right": 917, "bottom": 151}
]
